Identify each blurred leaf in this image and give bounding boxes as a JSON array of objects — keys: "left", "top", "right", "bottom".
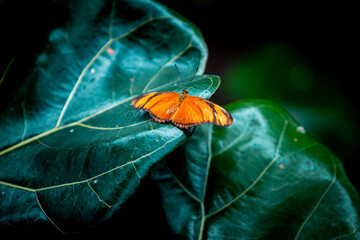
[
  {"left": 223, "top": 42, "right": 322, "bottom": 103},
  {"left": 221, "top": 42, "right": 360, "bottom": 190},
  {"left": 153, "top": 100, "right": 360, "bottom": 239},
  {"left": 0, "top": 0, "right": 213, "bottom": 235}
]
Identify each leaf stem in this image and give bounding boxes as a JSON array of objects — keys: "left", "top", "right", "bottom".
[
  {"left": 198, "top": 202, "right": 207, "bottom": 240},
  {"left": 0, "top": 56, "right": 15, "bottom": 87}
]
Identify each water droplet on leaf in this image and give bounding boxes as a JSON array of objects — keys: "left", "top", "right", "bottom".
[{"left": 296, "top": 126, "right": 306, "bottom": 134}]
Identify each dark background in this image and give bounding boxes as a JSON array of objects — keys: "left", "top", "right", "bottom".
[{"left": 0, "top": 0, "right": 358, "bottom": 238}]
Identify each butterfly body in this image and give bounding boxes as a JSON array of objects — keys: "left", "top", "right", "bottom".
[{"left": 131, "top": 88, "right": 233, "bottom": 129}]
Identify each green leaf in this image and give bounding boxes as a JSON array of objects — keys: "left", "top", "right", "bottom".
[
  {"left": 0, "top": 0, "right": 213, "bottom": 234},
  {"left": 153, "top": 100, "right": 360, "bottom": 240},
  {"left": 221, "top": 42, "right": 360, "bottom": 187}
]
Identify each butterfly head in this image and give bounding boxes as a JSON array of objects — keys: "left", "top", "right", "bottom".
[
  {"left": 182, "top": 89, "right": 189, "bottom": 94},
  {"left": 179, "top": 89, "right": 189, "bottom": 103}
]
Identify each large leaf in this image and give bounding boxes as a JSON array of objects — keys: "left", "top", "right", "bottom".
[
  {"left": 153, "top": 100, "right": 360, "bottom": 239},
  {"left": 0, "top": 0, "right": 214, "bottom": 234}
]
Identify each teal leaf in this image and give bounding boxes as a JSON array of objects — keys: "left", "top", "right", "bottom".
[
  {"left": 153, "top": 100, "right": 360, "bottom": 239},
  {"left": 0, "top": 0, "right": 213, "bottom": 234}
]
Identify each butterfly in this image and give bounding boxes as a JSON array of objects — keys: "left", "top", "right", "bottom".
[{"left": 131, "top": 65, "right": 233, "bottom": 130}]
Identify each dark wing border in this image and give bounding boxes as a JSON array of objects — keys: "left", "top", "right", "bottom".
[{"left": 196, "top": 98, "right": 233, "bottom": 127}]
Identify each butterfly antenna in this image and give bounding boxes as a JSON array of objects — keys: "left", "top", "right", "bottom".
[
  {"left": 184, "top": 66, "right": 199, "bottom": 90},
  {"left": 174, "top": 64, "right": 185, "bottom": 88}
]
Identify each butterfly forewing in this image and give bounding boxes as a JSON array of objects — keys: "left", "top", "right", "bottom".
[
  {"left": 131, "top": 91, "right": 179, "bottom": 123},
  {"left": 132, "top": 91, "right": 176, "bottom": 110},
  {"left": 131, "top": 92, "right": 159, "bottom": 109}
]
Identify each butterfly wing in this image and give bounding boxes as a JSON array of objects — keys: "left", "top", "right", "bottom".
[
  {"left": 131, "top": 91, "right": 180, "bottom": 124},
  {"left": 168, "top": 95, "right": 233, "bottom": 128},
  {"left": 131, "top": 91, "right": 233, "bottom": 129}
]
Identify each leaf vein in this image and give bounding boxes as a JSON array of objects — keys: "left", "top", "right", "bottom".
[
  {"left": 56, "top": 16, "right": 173, "bottom": 127},
  {"left": 331, "top": 224, "right": 360, "bottom": 240},
  {"left": 163, "top": 160, "right": 201, "bottom": 203},
  {"left": 0, "top": 132, "right": 183, "bottom": 192},
  {"left": 0, "top": 56, "right": 15, "bottom": 87},
  {"left": 206, "top": 120, "right": 289, "bottom": 218},
  {"left": 87, "top": 181, "right": 111, "bottom": 208},
  {"left": 294, "top": 155, "right": 337, "bottom": 239},
  {"left": 77, "top": 119, "right": 151, "bottom": 130},
  {"left": 142, "top": 38, "right": 194, "bottom": 93},
  {"left": 35, "top": 192, "right": 65, "bottom": 234},
  {"left": 213, "top": 114, "right": 253, "bottom": 157}
]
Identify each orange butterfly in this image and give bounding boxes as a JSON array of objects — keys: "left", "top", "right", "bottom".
[{"left": 131, "top": 66, "right": 233, "bottom": 129}]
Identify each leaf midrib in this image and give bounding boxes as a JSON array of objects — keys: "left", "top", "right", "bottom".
[
  {"left": 0, "top": 73, "right": 214, "bottom": 157},
  {"left": 0, "top": 131, "right": 184, "bottom": 192},
  {"left": 0, "top": 16, "right": 201, "bottom": 157}
]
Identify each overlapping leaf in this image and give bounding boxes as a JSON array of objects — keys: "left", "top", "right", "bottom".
[
  {"left": 0, "top": 0, "right": 213, "bottom": 234},
  {"left": 154, "top": 100, "right": 360, "bottom": 240}
]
